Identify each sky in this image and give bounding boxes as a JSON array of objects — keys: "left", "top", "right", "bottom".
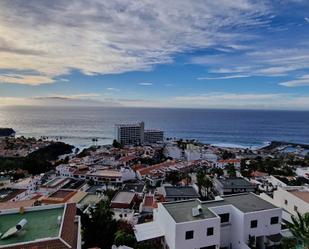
[{"left": 0, "top": 0, "right": 309, "bottom": 110}]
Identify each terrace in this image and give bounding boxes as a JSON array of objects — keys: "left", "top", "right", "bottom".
[{"left": 0, "top": 207, "right": 64, "bottom": 246}]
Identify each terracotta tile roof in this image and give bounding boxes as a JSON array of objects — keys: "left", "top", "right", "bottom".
[
  {"left": 137, "top": 160, "right": 177, "bottom": 176},
  {"left": 61, "top": 203, "right": 78, "bottom": 248}
]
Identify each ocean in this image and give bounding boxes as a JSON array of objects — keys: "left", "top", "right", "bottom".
[{"left": 0, "top": 106, "right": 309, "bottom": 149}]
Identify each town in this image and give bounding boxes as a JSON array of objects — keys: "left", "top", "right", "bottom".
[{"left": 0, "top": 124, "right": 308, "bottom": 249}]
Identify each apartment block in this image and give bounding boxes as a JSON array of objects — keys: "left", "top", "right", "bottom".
[
  {"left": 115, "top": 122, "right": 164, "bottom": 145},
  {"left": 115, "top": 122, "right": 145, "bottom": 145},
  {"left": 134, "top": 193, "right": 282, "bottom": 249}
]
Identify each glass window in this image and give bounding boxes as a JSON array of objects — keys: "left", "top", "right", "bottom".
[
  {"left": 270, "top": 216, "right": 279, "bottom": 225},
  {"left": 185, "top": 230, "right": 194, "bottom": 240},
  {"left": 219, "top": 213, "right": 230, "bottom": 223},
  {"left": 207, "top": 227, "right": 214, "bottom": 236},
  {"left": 250, "top": 220, "right": 258, "bottom": 228}
]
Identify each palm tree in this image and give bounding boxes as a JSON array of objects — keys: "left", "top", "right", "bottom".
[
  {"left": 204, "top": 176, "right": 213, "bottom": 199},
  {"left": 286, "top": 212, "right": 309, "bottom": 249}
]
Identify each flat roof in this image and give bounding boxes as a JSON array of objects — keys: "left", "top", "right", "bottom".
[
  {"left": 164, "top": 186, "right": 199, "bottom": 198},
  {"left": 111, "top": 191, "right": 136, "bottom": 204},
  {"left": 0, "top": 207, "right": 64, "bottom": 246},
  {"left": 288, "top": 189, "right": 309, "bottom": 203},
  {"left": 162, "top": 193, "right": 278, "bottom": 223},
  {"left": 163, "top": 199, "right": 217, "bottom": 223},
  {"left": 134, "top": 222, "right": 164, "bottom": 242},
  {"left": 123, "top": 183, "right": 145, "bottom": 193},
  {"left": 0, "top": 189, "right": 26, "bottom": 202},
  {"left": 217, "top": 178, "right": 256, "bottom": 188},
  {"left": 89, "top": 170, "right": 121, "bottom": 178}
]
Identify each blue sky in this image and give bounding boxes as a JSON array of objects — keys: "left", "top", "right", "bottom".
[{"left": 0, "top": 0, "right": 309, "bottom": 109}]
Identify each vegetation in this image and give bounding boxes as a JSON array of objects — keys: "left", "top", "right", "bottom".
[
  {"left": 112, "top": 139, "right": 123, "bottom": 149},
  {"left": 286, "top": 212, "right": 309, "bottom": 249},
  {"left": 0, "top": 142, "right": 73, "bottom": 174},
  {"left": 241, "top": 156, "right": 295, "bottom": 177},
  {"left": 196, "top": 170, "right": 213, "bottom": 200},
  {"left": 82, "top": 200, "right": 117, "bottom": 249}
]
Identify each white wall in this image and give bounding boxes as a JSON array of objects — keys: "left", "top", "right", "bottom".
[
  {"left": 273, "top": 187, "right": 309, "bottom": 216},
  {"left": 174, "top": 217, "right": 220, "bottom": 249},
  {"left": 154, "top": 203, "right": 177, "bottom": 249},
  {"left": 243, "top": 208, "right": 282, "bottom": 243}
]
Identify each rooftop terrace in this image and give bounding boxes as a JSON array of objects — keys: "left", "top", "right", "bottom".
[
  {"left": 0, "top": 207, "right": 64, "bottom": 246},
  {"left": 162, "top": 193, "right": 278, "bottom": 223}
]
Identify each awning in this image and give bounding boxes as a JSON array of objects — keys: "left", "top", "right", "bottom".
[{"left": 134, "top": 222, "right": 164, "bottom": 242}]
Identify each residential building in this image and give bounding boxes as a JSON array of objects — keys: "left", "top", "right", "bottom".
[
  {"left": 214, "top": 177, "right": 257, "bottom": 195},
  {"left": 115, "top": 122, "right": 145, "bottom": 145},
  {"left": 110, "top": 191, "right": 137, "bottom": 209},
  {"left": 295, "top": 167, "right": 309, "bottom": 179},
  {"left": 260, "top": 186, "right": 309, "bottom": 216},
  {"left": 157, "top": 186, "right": 199, "bottom": 202},
  {"left": 216, "top": 159, "right": 241, "bottom": 169},
  {"left": 134, "top": 193, "right": 282, "bottom": 249},
  {"left": 0, "top": 203, "right": 81, "bottom": 249}
]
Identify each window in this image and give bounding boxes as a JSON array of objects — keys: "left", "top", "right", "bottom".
[
  {"left": 294, "top": 205, "right": 298, "bottom": 212},
  {"left": 207, "top": 227, "right": 214, "bottom": 236},
  {"left": 219, "top": 213, "right": 230, "bottom": 223},
  {"left": 250, "top": 220, "right": 258, "bottom": 228},
  {"left": 271, "top": 216, "right": 279, "bottom": 225},
  {"left": 200, "top": 246, "right": 216, "bottom": 249},
  {"left": 284, "top": 199, "right": 288, "bottom": 205},
  {"left": 185, "top": 230, "right": 194, "bottom": 240}
]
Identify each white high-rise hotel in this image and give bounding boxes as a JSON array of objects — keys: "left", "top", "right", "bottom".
[{"left": 115, "top": 121, "right": 163, "bottom": 145}]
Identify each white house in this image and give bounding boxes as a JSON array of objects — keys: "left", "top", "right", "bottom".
[
  {"left": 295, "top": 167, "right": 309, "bottom": 179},
  {"left": 134, "top": 193, "right": 282, "bottom": 249},
  {"left": 260, "top": 186, "right": 309, "bottom": 216}
]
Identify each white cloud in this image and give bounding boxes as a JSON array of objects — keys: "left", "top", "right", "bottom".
[
  {"left": 138, "top": 82, "right": 153, "bottom": 86},
  {"left": 0, "top": 74, "right": 54, "bottom": 85},
  {"left": 0, "top": 0, "right": 271, "bottom": 85},
  {"left": 107, "top": 87, "right": 120, "bottom": 91},
  {"left": 279, "top": 78, "right": 309, "bottom": 87},
  {"left": 197, "top": 74, "right": 250, "bottom": 80},
  {"left": 305, "top": 17, "right": 309, "bottom": 23}
]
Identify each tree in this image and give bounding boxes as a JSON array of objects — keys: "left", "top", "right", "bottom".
[
  {"left": 286, "top": 212, "right": 309, "bottom": 249},
  {"left": 82, "top": 200, "right": 117, "bottom": 249},
  {"left": 196, "top": 170, "right": 206, "bottom": 197},
  {"left": 196, "top": 170, "right": 213, "bottom": 200},
  {"left": 113, "top": 139, "right": 123, "bottom": 149},
  {"left": 114, "top": 230, "right": 135, "bottom": 247}
]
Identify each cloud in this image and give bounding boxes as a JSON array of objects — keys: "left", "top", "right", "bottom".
[
  {"left": 107, "top": 87, "right": 120, "bottom": 91},
  {"left": 169, "top": 92, "right": 309, "bottom": 110},
  {"left": 305, "top": 17, "right": 309, "bottom": 23},
  {"left": 192, "top": 47, "right": 309, "bottom": 77},
  {"left": 138, "top": 82, "right": 153, "bottom": 86},
  {"left": 279, "top": 78, "right": 309, "bottom": 87},
  {"left": 0, "top": 0, "right": 271, "bottom": 85},
  {"left": 0, "top": 74, "right": 54, "bottom": 85},
  {"left": 197, "top": 74, "right": 250, "bottom": 80}
]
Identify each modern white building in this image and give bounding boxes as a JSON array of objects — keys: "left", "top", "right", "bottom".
[
  {"left": 115, "top": 122, "right": 145, "bottom": 145},
  {"left": 260, "top": 186, "right": 309, "bottom": 216},
  {"left": 134, "top": 193, "right": 282, "bottom": 249}
]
